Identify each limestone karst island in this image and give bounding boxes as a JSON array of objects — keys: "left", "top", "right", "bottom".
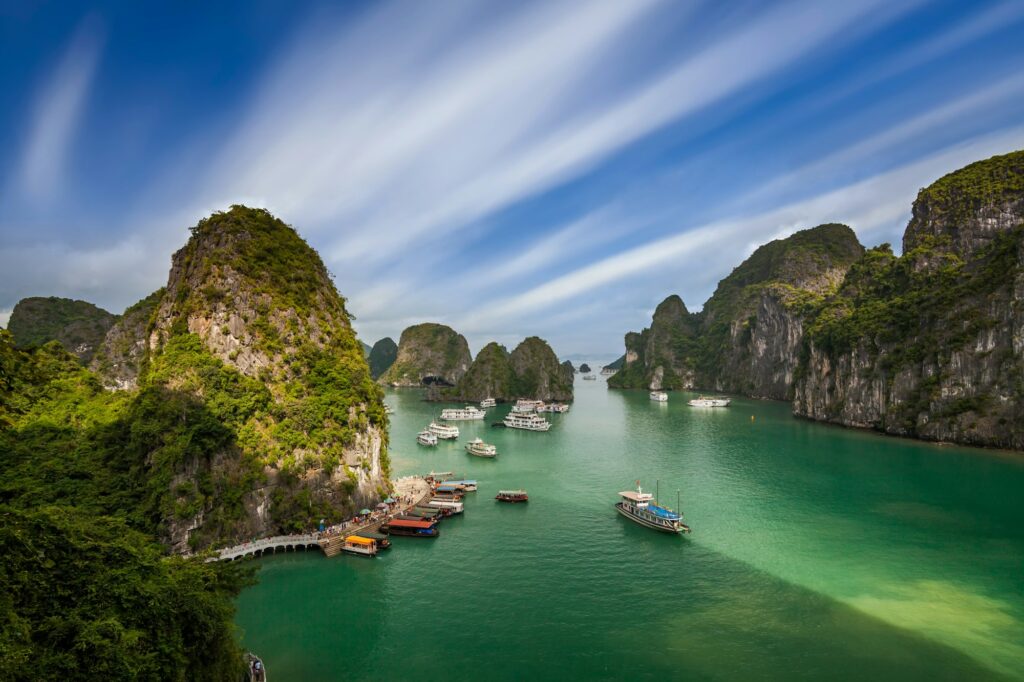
[{"left": 2, "top": 3, "right": 1024, "bottom": 681}]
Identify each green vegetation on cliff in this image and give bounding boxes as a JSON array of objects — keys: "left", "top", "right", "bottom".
[
  {"left": 508, "top": 336, "right": 574, "bottom": 401},
  {"left": 379, "top": 323, "right": 471, "bottom": 386},
  {"left": 368, "top": 337, "right": 398, "bottom": 379},
  {"left": 447, "top": 337, "right": 573, "bottom": 402},
  {"left": 89, "top": 289, "right": 164, "bottom": 388},
  {"left": 911, "top": 150, "right": 1024, "bottom": 229},
  {"left": 611, "top": 225, "right": 864, "bottom": 392},
  {"left": 0, "top": 332, "right": 253, "bottom": 680},
  {"left": 8, "top": 296, "right": 117, "bottom": 363}
]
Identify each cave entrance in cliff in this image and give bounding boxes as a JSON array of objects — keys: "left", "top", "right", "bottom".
[{"left": 421, "top": 375, "right": 453, "bottom": 387}]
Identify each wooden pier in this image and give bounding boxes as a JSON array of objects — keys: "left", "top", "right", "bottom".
[{"left": 205, "top": 475, "right": 433, "bottom": 562}]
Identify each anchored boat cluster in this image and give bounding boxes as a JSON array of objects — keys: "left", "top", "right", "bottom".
[{"left": 416, "top": 397, "right": 567, "bottom": 451}]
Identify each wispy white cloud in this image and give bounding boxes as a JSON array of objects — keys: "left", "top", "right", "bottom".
[
  {"left": 15, "top": 17, "right": 103, "bottom": 201},
  {"left": 196, "top": 0, "right": 910, "bottom": 268},
  {"left": 460, "top": 123, "right": 1024, "bottom": 328},
  {"left": 742, "top": 71, "right": 1024, "bottom": 207}
]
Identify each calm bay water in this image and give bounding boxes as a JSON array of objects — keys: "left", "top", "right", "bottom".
[{"left": 235, "top": 378, "right": 1024, "bottom": 680}]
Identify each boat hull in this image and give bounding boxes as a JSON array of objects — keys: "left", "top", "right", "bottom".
[{"left": 615, "top": 502, "right": 687, "bottom": 534}]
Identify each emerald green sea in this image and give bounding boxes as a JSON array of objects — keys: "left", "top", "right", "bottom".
[{"left": 235, "top": 378, "right": 1024, "bottom": 680}]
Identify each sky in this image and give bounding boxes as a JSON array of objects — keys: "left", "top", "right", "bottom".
[{"left": 2, "top": 0, "right": 1023, "bottom": 359}]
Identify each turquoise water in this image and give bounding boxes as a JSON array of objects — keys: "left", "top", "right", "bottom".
[{"left": 235, "top": 378, "right": 1024, "bottom": 680}]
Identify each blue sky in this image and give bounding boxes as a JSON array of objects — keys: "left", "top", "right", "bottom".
[{"left": 2, "top": 0, "right": 1023, "bottom": 359}]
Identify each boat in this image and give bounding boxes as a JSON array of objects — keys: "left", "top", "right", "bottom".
[
  {"left": 615, "top": 481, "right": 690, "bottom": 534},
  {"left": 582, "top": 374, "right": 597, "bottom": 380},
  {"left": 428, "top": 498, "right": 464, "bottom": 514},
  {"left": 406, "top": 508, "right": 441, "bottom": 520},
  {"left": 444, "top": 479, "right": 477, "bottom": 491},
  {"left": 341, "top": 535, "right": 378, "bottom": 557},
  {"left": 417, "top": 430, "right": 438, "bottom": 446},
  {"left": 245, "top": 653, "right": 267, "bottom": 681},
  {"left": 355, "top": 529, "right": 391, "bottom": 549},
  {"left": 428, "top": 421, "right": 460, "bottom": 439},
  {"left": 435, "top": 482, "right": 467, "bottom": 494},
  {"left": 465, "top": 437, "right": 498, "bottom": 458},
  {"left": 511, "top": 399, "right": 544, "bottom": 413},
  {"left": 440, "top": 406, "right": 487, "bottom": 421},
  {"left": 495, "top": 489, "right": 529, "bottom": 503},
  {"left": 536, "top": 402, "right": 569, "bottom": 413},
  {"left": 503, "top": 412, "right": 552, "bottom": 431},
  {"left": 687, "top": 396, "right": 731, "bottom": 407},
  {"left": 426, "top": 470, "right": 453, "bottom": 481},
  {"left": 480, "top": 397, "right": 496, "bottom": 409},
  {"left": 381, "top": 518, "right": 440, "bottom": 537},
  {"left": 650, "top": 391, "right": 668, "bottom": 402}
]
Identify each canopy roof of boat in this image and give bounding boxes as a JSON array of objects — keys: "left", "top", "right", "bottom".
[
  {"left": 497, "top": 489, "right": 527, "bottom": 495},
  {"left": 619, "top": 490, "right": 653, "bottom": 502},
  {"left": 387, "top": 518, "right": 435, "bottom": 528},
  {"left": 345, "top": 535, "right": 375, "bottom": 545}
]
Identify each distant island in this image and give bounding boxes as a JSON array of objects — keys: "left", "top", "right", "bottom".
[{"left": 610, "top": 150, "right": 1024, "bottom": 450}]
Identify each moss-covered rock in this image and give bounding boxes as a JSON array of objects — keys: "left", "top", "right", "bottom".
[
  {"left": 379, "top": 323, "right": 471, "bottom": 387},
  {"left": 446, "top": 337, "right": 574, "bottom": 402},
  {"left": 368, "top": 337, "right": 398, "bottom": 379},
  {"left": 509, "top": 336, "right": 574, "bottom": 401},
  {"left": 611, "top": 225, "right": 864, "bottom": 397},
  {"left": 140, "top": 205, "right": 388, "bottom": 549},
  {"left": 796, "top": 150, "right": 1024, "bottom": 449},
  {"left": 89, "top": 289, "right": 163, "bottom": 390},
  {"left": 447, "top": 342, "right": 515, "bottom": 401},
  {"left": 7, "top": 296, "right": 116, "bottom": 363},
  {"left": 904, "top": 150, "right": 1024, "bottom": 257}
]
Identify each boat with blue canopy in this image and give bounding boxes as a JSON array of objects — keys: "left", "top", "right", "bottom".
[{"left": 615, "top": 481, "right": 691, "bottom": 534}]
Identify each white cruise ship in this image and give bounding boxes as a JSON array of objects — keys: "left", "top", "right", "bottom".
[
  {"left": 649, "top": 391, "right": 668, "bottom": 402},
  {"left": 687, "top": 396, "right": 731, "bottom": 407},
  {"left": 480, "top": 397, "right": 496, "bottom": 409},
  {"left": 440, "top": 406, "right": 486, "bottom": 420},
  {"left": 503, "top": 412, "right": 552, "bottom": 431},
  {"left": 428, "top": 421, "right": 460, "bottom": 439},
  {"left": 511, "top": 399, "right": 544, "bottom": 414},
  {"left": 416, "top": 430, "right": 438, "bottom": 446},
  {"left": 582, "top": 374, "right": 597, "bottom": 380},
  {"left": 465, "top": 438, "right": 498, "bottom": 458},
  {"left": 537, "top": 402, "right": 569, "bottom": 413}
]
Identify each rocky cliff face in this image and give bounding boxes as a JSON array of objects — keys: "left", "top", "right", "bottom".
[
  {"left": 609, "top": 226, "right": 864, "bottom": 398},
  {"left": 902, "top": 151, "right": 1024, "bottom": 258},
  {"left": 89, "top": 289, "right": 163, "bottom": 390},
  {"left": 795, "top": 150, "right": 1024, "bottom": 449},
  {"left": 508, "top": 336, "right": 574, "bottom": 401},
  {"left": 368, "top": 337, "right": 398, "bottom": 379},
  {"left": 448, "top": 342, "right": 515, "bottom": 401},
  {"left": 8, "top": 296, "right": 117, "bottom": 363},
  {"left": 698, "top": 224, "right": 864, "bottom": 398},
  {"left": 448, "top": 337, "right": 574, "bottom": 402},
  {"left": 143, "top": 205, "right": 388, "bottom": 550},
  {"left": 609, "top": 295, "right": 701, "bottom": 390},
  {"left": 379, "top": 323, "right": 471, "bottom": 387}
]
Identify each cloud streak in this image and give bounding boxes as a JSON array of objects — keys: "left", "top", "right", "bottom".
[
  {"left": 14, "top": 17, "right": 103, "bottom": 201},
  {"left": 462, "top": 123, "right": 1024, "bottom": 329}
]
